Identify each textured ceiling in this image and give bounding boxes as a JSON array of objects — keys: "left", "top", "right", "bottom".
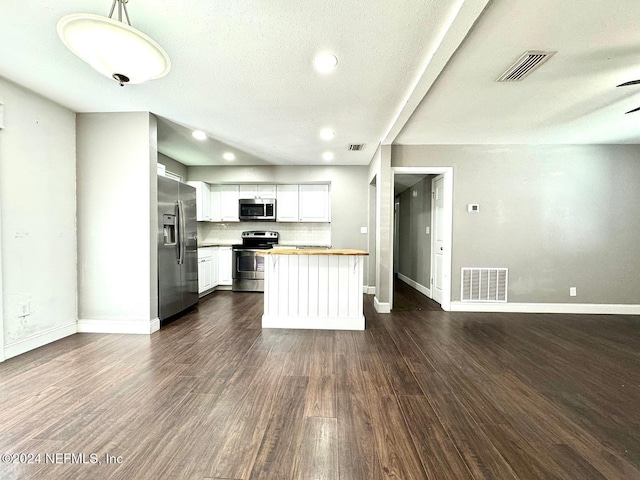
[
  {"left": 2, "top": 0, "right": 639, "bottom": 167},
  {"left": 396, "top": 0, "right": 640, "bottom": 144}
]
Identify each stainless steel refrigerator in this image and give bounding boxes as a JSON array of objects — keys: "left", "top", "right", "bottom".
[{"left": 158, "top": 176, "right": 198, "bottom": 321}]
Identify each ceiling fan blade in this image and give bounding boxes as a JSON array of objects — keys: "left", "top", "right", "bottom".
[
  {"left": 617, "top": 79, "right": 640, "bottom": 87},
  {"left": 625, "top": 106, "right": 640, "bottom": 114}
]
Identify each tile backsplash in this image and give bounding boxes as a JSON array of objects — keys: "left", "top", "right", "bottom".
[{"left": 198, "top": 222, "right": 331, "bottom": 246}]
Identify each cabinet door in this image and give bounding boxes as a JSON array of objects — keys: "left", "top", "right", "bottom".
[
  {"left": 210, "top": 184, "right": 222, "bottom": 221},
  {"left": 238, "top": 185, "right": 276, "bottom": 199},
  {"left": 257, "top": 184, "right": 277, "bottom": 198},
  {"left": 238, "top": 185, "right": 257, "bottom": 199},
  {"left": 211, "top": 247, "right": 219, "bottom": 287},
  {"left": 198, "top": 257, "right": 213, "bottom": 293},
  {"left": 220, "top": 185, "right": 240, "bottom": 221},
  {"left": 298, "top": 184, "right": 330, "bottom": 222},
  {"left": 218, "top": 247, "right": 233, "bottom": 285},
  {"left": 187, "top": 181, "right": 212, "bottom": 221},
  {"left": 276, "top": 185, "right": 299, "bottom": 222}
]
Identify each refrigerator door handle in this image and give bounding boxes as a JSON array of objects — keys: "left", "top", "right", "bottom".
[
  {"left": 178, "top": 200, "right": 186, "bottom": 265},
  {"left": 175, "top": 201, "right": 182, "bottom": 264}
]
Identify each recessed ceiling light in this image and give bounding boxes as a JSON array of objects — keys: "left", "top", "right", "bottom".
[
  {"left": 322, "top": 152, "right": 334, "bottom": 161},
  {"left": 314, "top": 53, "right": 338, "bottom": 73},
  {"left": 320, "top": 128, "right": 335, "bottom": 141},
  {"left": 223, "top": 152, "right": 236, "bottom": 161},
  {"left": 192, "top": 130, "right": 207, "bottom": 141}
]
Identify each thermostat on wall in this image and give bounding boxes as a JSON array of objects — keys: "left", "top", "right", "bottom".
[{"left": 467, "top": 203, "right": 479, "bottom": 213}]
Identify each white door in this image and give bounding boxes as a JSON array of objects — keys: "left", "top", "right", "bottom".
[{"left": 431, "top": 175, "right": 445, "bottom": 304}]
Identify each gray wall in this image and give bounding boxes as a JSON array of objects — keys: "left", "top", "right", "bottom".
[
  {"left": 158, "top": 152, "right": 188, "bottom": 180},
  {"left": 392, "top": 145, "right": 640, "bottom": 304},
  {"left": 396, "top": 175, "right": 433, "bottom": 288}
]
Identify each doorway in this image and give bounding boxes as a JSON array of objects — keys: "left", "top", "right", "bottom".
[{"left": 391, "top": 167, "right": 453, "bottom": 311}]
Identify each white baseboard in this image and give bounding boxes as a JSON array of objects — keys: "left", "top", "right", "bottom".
[
  {"left": 77, "top": 318, "right": 160, "bottom": 334},
  {"left": 262, "top": 315, "right": 365, "bottom": 331},
  {"left": 4, "top": 322, "right": 77, "bottom": 360},
  {"left": 365, "top": 286, "right": 376, "bottom": 295},
  {"left": 450, "top": 301, "right": 640, "bottom": 315},
  {"left": 374, "top": 297, "right": 391, "bottom": 314},
  {"left": 397, "top": 273, "right": 431, "bottom": 298}
]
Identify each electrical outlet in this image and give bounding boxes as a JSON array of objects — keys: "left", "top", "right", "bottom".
[
  {"left": 569, "top": 287, "right": 577, "bottom": 297},
  {"left": 425, "top": 226, "right": 430, "bottom": 235}
]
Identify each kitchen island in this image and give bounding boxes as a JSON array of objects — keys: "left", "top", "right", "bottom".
[{"left": 258, "top": 249, "right": 369, "bottom": 330}]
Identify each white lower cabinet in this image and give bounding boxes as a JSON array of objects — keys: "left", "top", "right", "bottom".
[
  {"left": 218, "top": 247, "right": 233, "bottom": 285},
  {"left": 198, "top": 247, "right": 213, "bottom": 293},
  {"left": 198, "top": 246, "right": 231, "bottom": 294}
]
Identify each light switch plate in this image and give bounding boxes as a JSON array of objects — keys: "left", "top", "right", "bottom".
[
  {"left": 467, "top": 203, "right": 479, "bottom": 213},
  {"left": 360, "top": 227, "right": 368, "bottom": 234}
]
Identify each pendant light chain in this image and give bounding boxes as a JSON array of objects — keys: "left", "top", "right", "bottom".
[{"left": 108, "top": 0, "right": 131, "bottom": 26}]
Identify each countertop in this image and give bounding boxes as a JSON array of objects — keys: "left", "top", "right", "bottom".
[
  {"left": 259, "top": 248, "right": 368, "bottom": 256},
  {"left": 198, "top": 243, "right": 234, "bottom": 248}
]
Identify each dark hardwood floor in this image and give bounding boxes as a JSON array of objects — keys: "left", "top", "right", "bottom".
[{"left": 1, "top": 288, "right": 640, "bottom": 479}]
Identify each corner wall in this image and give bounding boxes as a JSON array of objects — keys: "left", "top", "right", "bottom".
[
  {"left": 76, "top": 112, "right": 159, "bottom": 333},
  {"left": 0, "top": 77, "right": 77, "bottom": 359}
]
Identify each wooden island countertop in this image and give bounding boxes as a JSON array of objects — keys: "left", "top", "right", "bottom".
[{"left": 259, "top": 248, "right": 368, "bottom": 256}]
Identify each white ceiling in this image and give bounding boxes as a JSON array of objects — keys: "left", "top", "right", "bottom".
[{"left": 2, "top": 0, "right": 640, "bottom": 167}]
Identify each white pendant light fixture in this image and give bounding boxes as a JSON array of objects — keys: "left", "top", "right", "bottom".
[{"left": 57, "top": 0, "right": 171, "bottom": 86}]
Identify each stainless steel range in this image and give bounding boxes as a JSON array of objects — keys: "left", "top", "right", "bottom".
[{"left": 232, "top": 231, "right": 279, "bottom": 292}]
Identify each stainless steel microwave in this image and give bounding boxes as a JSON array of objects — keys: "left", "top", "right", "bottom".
[{"left": 239, "top": 198, "right": 276, "bottom": 221}]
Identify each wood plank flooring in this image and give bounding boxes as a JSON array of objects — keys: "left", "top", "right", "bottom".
[{"left": 1, "top": 284, "right": 639, "bottom": 479}]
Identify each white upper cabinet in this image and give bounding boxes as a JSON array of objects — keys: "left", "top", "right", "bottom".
[
  {"left": 195, "top": 182, "right": 330, "bottom": 223},
  {"left": 210, "top": 184, "right": 222, "bottom": 221},
  {"left": 298, "top": 184, "right": 330, "bottom": 222},
  {"left": 238, "top": 184, "right": 277, "bottom": 199},
  {"left": 220, "top": 185, "right": 240, "bottom": 222},
  {"left": 210, "top": 184, "right": 239, "bottom": 222},
  {"left": 187, "top": 181, "right": 211, "bottom": 221},
  {"left": 276, "top": 185, "right": 299, "bottom": 222}
]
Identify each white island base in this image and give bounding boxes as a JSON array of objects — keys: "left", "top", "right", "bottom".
[{"left": 259, "top": 249, "right": 369, "bottom": 330}]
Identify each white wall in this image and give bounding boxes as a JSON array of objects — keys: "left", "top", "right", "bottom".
[
  {"left": 0, "top": 77, "right": 77, "bottom": 359},
  {"left": 76, "top": 112, "right": 159, "bottom": 333}
]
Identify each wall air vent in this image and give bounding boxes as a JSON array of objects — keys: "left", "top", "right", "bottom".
[
  {"left": 461, "top": 268, "right": 508, "bottom": 302},
  {"left": 496, "top": 51, "right": 556, "bottom": 82},
  {"left": 348, "top": 144, "right": 365, "bottom": 151}
]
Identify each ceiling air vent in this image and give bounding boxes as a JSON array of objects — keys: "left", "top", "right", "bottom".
[
  {"left": 496, "top": 51, "right": 556, "bottom": 82},
  {"left": 348, "top": 144, "right": 365, "bottom": 151}
]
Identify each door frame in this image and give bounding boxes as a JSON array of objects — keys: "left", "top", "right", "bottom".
[
  {"left": 431, "top": 174, "right": 444, "bottom": 305},
  {"left": 390, "top": 167, "right": 453, "bottom": 311}
]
